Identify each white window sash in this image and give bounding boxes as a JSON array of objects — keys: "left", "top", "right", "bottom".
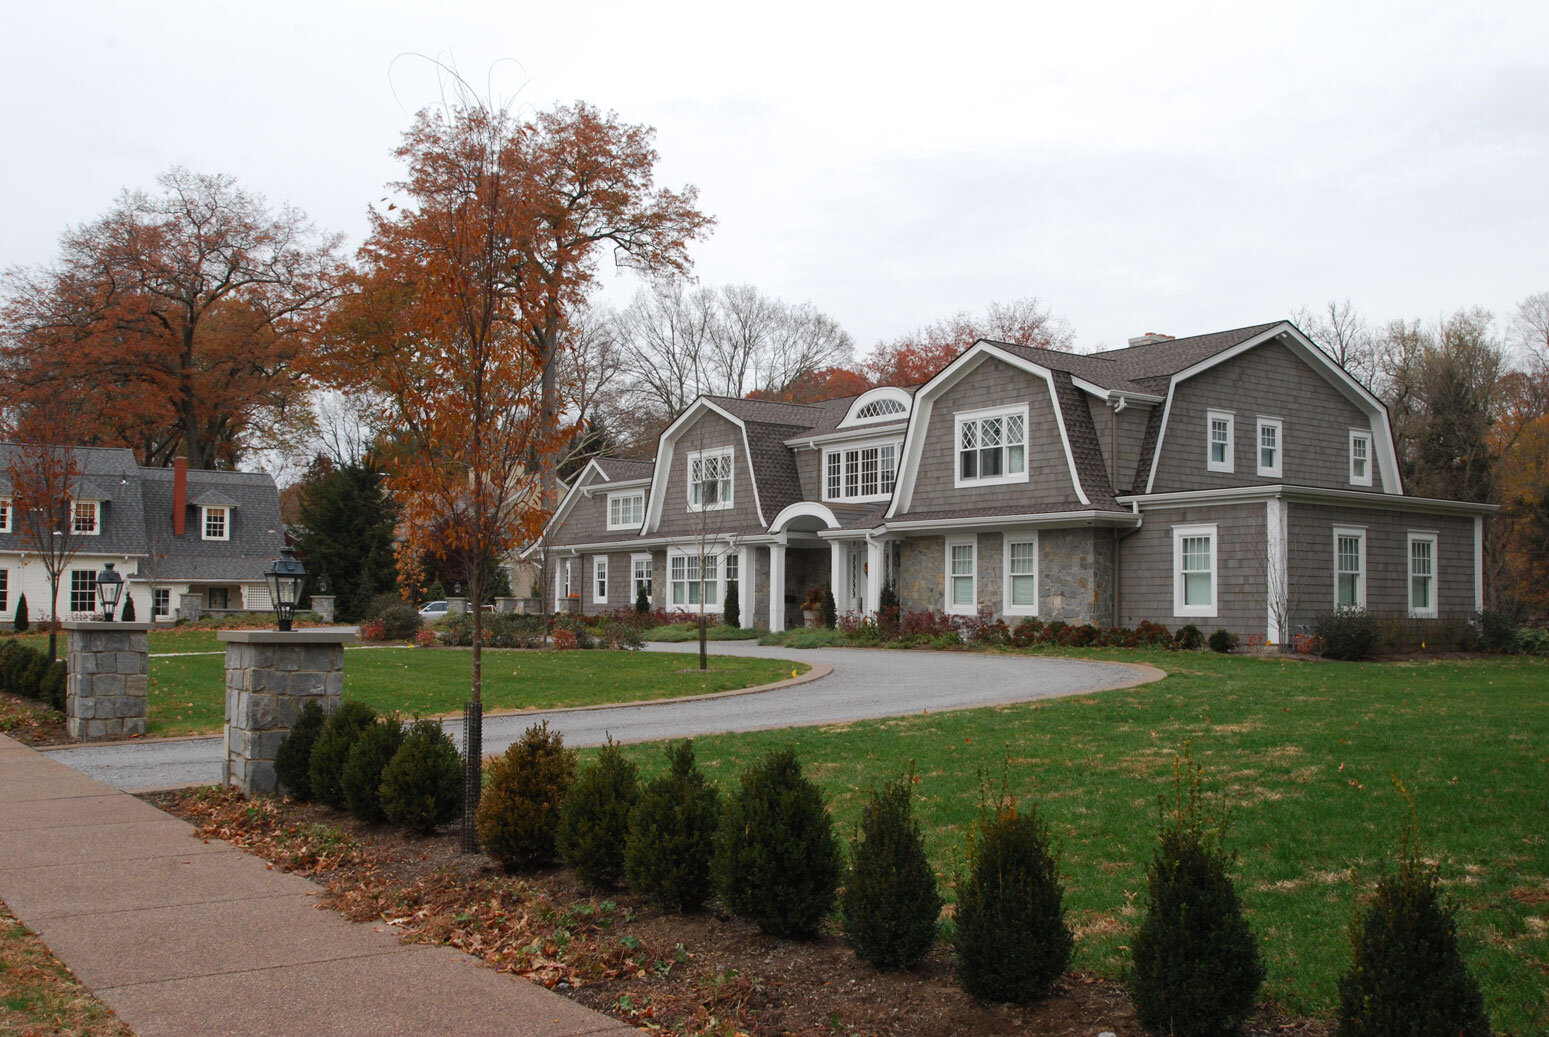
[
  {"left": 1332, "top": 526, "right": 1366, "bottom": 610},
  {"left": 1408, "top": 532, "right": 1438, "bottom": 618},
  {"left": 72, "top": 500, "right": 101, "bottom": 535},
  {"left": 1003, "top": 536, "right": 1039, "bottom": 616},
  {"left": 953, "top": 405, "right": 1030, "bottom": 488},
  {"left": 1256, "top": 418, "right": 1283, "bottom": 478},
  {"left": 945, "top": 537, "right": 977, "bottom": 615},
  {"left": 1172, "top": 524, "right": 1218, "bottom": 618},
  {"left": 1206, "top": 411, "right": 1235, "bottom": 473},
  {"left": 687, "top": 449, "right": 734, "bottom": 511},
  {"left": 593, "top": 557, "right": 608, "bottom": 604},
  {"left": 1349, "top": 430, "right": 1373, "bottom": 486}
]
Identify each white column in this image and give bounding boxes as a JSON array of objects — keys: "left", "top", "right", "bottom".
[
  {"left": 1266, "top": 498, "right": 1288, "bottom": 645},
  {"left": 769, "top": 542, "right": 786, "bottom": 632},
  {"left": 1474, "top": 515, "right": 1484, "bottom": 614},
  {"left": 738, "top": 548, "right": 753, "bottom": 630},
  {"left": 829, "top": 539, "right": 846, "bottom": 612},
  {"left": 865, "top": 538, "right": 884, "bottom": 615}
]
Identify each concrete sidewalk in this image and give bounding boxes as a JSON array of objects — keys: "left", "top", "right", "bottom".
[{"left": 0, "top": 734, "right": 634, "bottom": 1036}]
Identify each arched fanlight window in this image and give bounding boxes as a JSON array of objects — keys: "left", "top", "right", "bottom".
[{"left": 854, "top": 397, "right": 907, "bottom": 419}]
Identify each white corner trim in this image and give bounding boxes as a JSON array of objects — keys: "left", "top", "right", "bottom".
[
  {"left": 1266, "top": 498, "right": 1287, "bottom": 643},
  {"left": 1473, "top": 516, "right": 1484, "bottom": 614}
]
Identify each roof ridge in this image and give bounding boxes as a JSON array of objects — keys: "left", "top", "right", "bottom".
[{"left": 1091, "top": 320, "right": 1283, "bottom": 358}]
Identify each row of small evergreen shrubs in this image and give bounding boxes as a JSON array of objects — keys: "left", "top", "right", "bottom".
[
  {"left": 0, "top": 639, "right": 66, "bottom": 710},
  {"left": 272, "top": 700, "right": 463, "bottom": 834}
]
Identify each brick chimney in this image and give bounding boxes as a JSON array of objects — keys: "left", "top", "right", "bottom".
[
  {"left": 1127, "top": 331, "right": 1176, "bottom": 348},
  {"left": 172, "top": 457, "right": 187, "bottom": 536}
]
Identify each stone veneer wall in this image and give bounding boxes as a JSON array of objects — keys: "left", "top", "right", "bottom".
[
  {"left": 898, "top": 535, "right": 946, "bottom": 612},
  {"left": 222, "top": 631, "right": 353, "bottom": 795},
  {"left": 63, "top": 622, "right": 150, "bottom": 740},
  {"left": 1039, "top": 528, "right": 1112, "bottom": 625}
]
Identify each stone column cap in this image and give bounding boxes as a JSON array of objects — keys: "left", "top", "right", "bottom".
[
  {"left": 59, "top": 621, "right": 156, "bottom": 632},
  {"left": 217, "top": 627, "right": 359, "bottom": 645}
]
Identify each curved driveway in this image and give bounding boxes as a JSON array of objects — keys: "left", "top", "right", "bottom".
[{"left": 43, "top": 642, "right": 1160, "bottom": 791}]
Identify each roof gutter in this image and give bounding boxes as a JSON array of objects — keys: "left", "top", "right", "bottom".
[{"left": 1117, "top": 485, "right": 1499, "bottom": 516}]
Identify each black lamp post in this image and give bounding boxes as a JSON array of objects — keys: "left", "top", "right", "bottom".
[
  {"left": 264, "top": 547, "right": 308, "bottom": 632},
  {"left": 95, "top": 562, "right": 124, "bottom": 622}
]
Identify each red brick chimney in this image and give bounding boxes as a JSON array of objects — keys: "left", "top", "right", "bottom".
[{"left": 172, "top": 457, "right": 188, "bottom": 536}]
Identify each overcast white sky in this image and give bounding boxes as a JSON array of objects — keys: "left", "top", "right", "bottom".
[{"left": 5, "top": 0, "right": 1546, "bottom": 354}]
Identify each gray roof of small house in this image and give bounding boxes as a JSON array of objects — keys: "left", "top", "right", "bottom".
[
  {"left": 137, "top": 467, "right": 286, "bottom": 582},
  {"left": 0, "top": 445, "right": 149, "bottom": 555}
]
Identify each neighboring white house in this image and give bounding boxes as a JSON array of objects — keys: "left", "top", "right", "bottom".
[{"left": 0, "top": 446, "right": 287, "bottom": 623}]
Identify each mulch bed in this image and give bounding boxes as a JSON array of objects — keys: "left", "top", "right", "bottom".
[
  {"left": 0, "top": 692, "right": 68, "bottom": 746},
  {"left": 145, "top": 787, "right": 1330, "bottom": 1037}
]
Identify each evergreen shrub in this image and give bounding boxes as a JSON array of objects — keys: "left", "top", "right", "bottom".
[
  {"left": 1318, "top": 609, "right": 1383, "bottom": 661},
  {"left": 1335, "top": 811, "right": 1491, "bottom": 1037},
  {"left": 307, "top": 701, "right": 378, "bottom": 809},
  {"left": 841, "top": 769, "right": 941, "bottom": 969},
  {"left": 13, "top": 593, "right": 28, "bottom": 632},
  {"left": 363, "top": 592, "right": 422, "bottom": 641},
  {"left": 476, "top": 721, "right": 577, "bottom": 873},
  {"left": 1475, "top": 608, "right": 1521, "bottom": 654},
  {"left": 40, "top": 660, "right": 66, "bottom": 711},
  {"left": 557, "top": 739, "right": 640, "bottom": 888},
  {"left": 1130, "top": 752, "right": 1264, "bottom": 1037},
  {"left": 0, "top": 641, "right": 19, "bottom": 691},
  {"left": 624, "top": 740, "right": 721, "bottom": 911},
  {"left": 379, "top": 718, "right": 463, "bottom": 834},
  {"left": 1174, "top": 623, "right": 1205, "bottom": 650},
  {"left": 1208, "top": 628, "right": 1239, "bottom": 654},
  {"left": 341, "top": 714, "right": 406, "bottom": 823},
  {"left": 635, "top": 585, "right": 650, "bottom": 614},
  {"left": 723, "top": 579, "right": 740, "bottom": 629},
  {"left": 21, "top": 651, "right": 50, "bottom": 701},
  {"left": 274, "top": 701, "right": 327, "bottom": 800},
  {"left": 120, "top": 594, "right": 136, "bottom": 622},
  {"left": 714, "top": 746, "right": 842, "bottom": 939},
  {"left": 820, "top": 587, "right": 837, "bottom": 629},
  {"left": 953, "top": 782, "right": 1072, "bottom": 1003}
]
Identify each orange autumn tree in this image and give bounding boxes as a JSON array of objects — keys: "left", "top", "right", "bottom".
[
  {"left": 0, "top": 168, "right": 343, "bottom": 469},
  {"left": 863, "top": 297, "right": 1074, "bottom": 387}
]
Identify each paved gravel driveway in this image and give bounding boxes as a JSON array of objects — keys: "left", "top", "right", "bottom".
[{"left": 42, "top": 642, "right": 1158, "bottom": 791}]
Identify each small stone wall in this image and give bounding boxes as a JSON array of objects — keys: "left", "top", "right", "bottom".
[
  {"left": 62, "top": 621, "right": 151, "bottom": 741},
  {"left": 221, "top": 629, "right": 355, "bottom": 795},
  {"left": 310, "top": 595, "right": 336, "bottom": 624}
]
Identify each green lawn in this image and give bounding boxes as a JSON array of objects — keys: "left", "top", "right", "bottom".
[
  {"left": 604, "top": 649, "right": 1549, "bottom": 1034},
  {"left": 149, "top": 648, "right": 806, "bottom": 736}
]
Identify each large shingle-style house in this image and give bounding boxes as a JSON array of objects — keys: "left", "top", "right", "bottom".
[
  {"left": 0, "top": 447, "right": 287, "bottom": 622},
  {"left": 535, "top": 321, "right": 1495, "bottom": 642}
]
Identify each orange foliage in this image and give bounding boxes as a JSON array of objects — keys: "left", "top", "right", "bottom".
[
  {"left": 746, "top": 366, "right": 871, "bottom": 404},
  {"left": 862, "top": 298, "right": 1073, "bottom": 388}
]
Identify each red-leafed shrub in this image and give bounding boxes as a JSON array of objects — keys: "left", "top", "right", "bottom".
[
  {"left": 359, "top": 619, "right": 387, "bottom": 642},
  {"left": 898, "top": 609, "right": 957, "bottom": 639},
  {"left": 414, "top": 627, "right": 437, "bottom": 648},
  {"left": 552, "top": 627, "right": 578, "bottom": 651},
  {"left": 1011, "top": 618, "right": 1045, "bottom": 647}
]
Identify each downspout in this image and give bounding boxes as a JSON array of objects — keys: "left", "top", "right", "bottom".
[
  {"left": 1113, "top": 501, "right": 1142, "bottom": 628},
  {"left": 1107, "top": 396, "right": 1133, "bottom": 628}
]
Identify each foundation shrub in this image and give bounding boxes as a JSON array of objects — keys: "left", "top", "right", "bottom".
[
  {"left": 1129, "top": 753, "right": 1264, "bottom": 1037},
  {"left": 954, "top": 781, "right": 1072, "bottom": 1003},
  {"left": 1173, "top": 623, "right": 1205, "bottom": 651},
  {"left": 551, "top": 627, "right": 578, "bottom": 650},
  {"left": 634, "top": 585, "right": 650, "bottom": 614},
  {"left": 379, "top": 718, "right": 463, "bottom": 834},
  {"left": 841, "top": 770, "right": 942, "bottom": 969},
  {"left": 1135, "top": 620, "right": 1173, "bottom": 646},
  {"left": 898, "top": 609, "right": 956, "bottom": 639},
  {"left": 308, "top": 700, "right": 379, "bottom": 809},
  {"left": 274, "top": 701, "right": 328, "bottom": 800},
  {"left": 722, "top": 579, "right": 740, "bottom": 629},
  {"left": 549, "top": 615, "right": 595, "bottom": 649},
  {"left": 476, "top": 721, "right": 577, "bottom": 873},
  {"left": 962, "top": 608, "right": 1010, "bottom": 646},
  {"left": 597, "top": 622, "right": 644, "bottom": 651},
  {"left": 1317, "top": 609, "right": 1383, "bottom": 661},
  {"left": 13, "top": 593, "right": 28, "bottom": 631},
  {"left": 557, "top": 739, "right": 640, "bottom": 888},
  {"left": 820, "top": 587, "right": 837, "bottom": 629},
  {"left": 624, "top": 740, "right": 721, "bottom": 911},
  {"left": 1010, "top": 617, "right": 1045, "bottom": 647},
  {"left": 1475, "top": 608, "right": 1521, "bottom": 654},
  {"left": 363, "top": 592, "right": 422, "bottom": 641},
  {"left": 930, "top": 631, "right": 964, "bottom": 649},
  {"left": 341, "top": 714, "right": 406, "bottom": 824},
  {"left": 1058, "top": 623, "right": 1099, "bottom": 647},
  {"left": 1335, "top": 814, "right": 1491, "bottom": 1037},
  {"left": 715, "top": 746, "right": 842, "bottom": 939},
  {"left": 1209, "top": 628, "right": 1240, "bottom": 654}
]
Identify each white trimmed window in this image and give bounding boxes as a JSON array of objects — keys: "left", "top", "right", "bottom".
[
  {"left": 945, "top": 537, "right": 977, "bottom": 615},
  {"left": 1172, "top": 524, "right": 1217, "bottom": 617},
  {"left": 0, "top": 569, "right": 7, "bottom": 613},
  {"left": 593, "top": 557, "right": 608, "bottom": 604},
  {"left": 822, "top": 442, "right": 899, "bottom": 501},
  {"left": 607, "top": 491, "right": 644, "bottom": 531},
  {"left": 1349, "top": 430, "right": 1373, "bottom": 487},
  {"left": 668, "top": 551, "right": 721, "bottom": 610},
  {"left": 1333, "top": 526, "right": 1366, "bottom": 609},
  {"left": 1003, "top": 536, "right": 1039, "bottom": 616},
  {"left": 1408, "top": 532, "right": 1438, "bottom": 619},
  {"left": 0, "top": 497, "right": 10, "bottom": 533},
  {"left": 632, "top": 554, "right": 653, "bottom": 605},
  {"left": 1207, "top": 411, "right": 1235, "bottom": 473},
  {"left": 72, "top": 500, "right": 100, "bottom": 535},
  {"left": 202, "top": 506, "right": 228, "bottom": 541},
  {"left": 1256, "top": 418, "right": 1283, "bottom": 478},
  {"left": 69, "top": 569, "right": 97, "bottom": 613},
  {"left": 687, "top": 448, "right": 734, "bottom": 511},
  {"left": 854, "top": 396, "right": 907, "bottom": 420},
  {"left": 955, "top": 406, "right": 1028, "bottom": 487},
  {"left": 153, "top": 587, "right": 170, "bottom": 618}
]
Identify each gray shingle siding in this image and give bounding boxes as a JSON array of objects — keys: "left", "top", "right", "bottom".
[
  {"left": 654, "top": 411, "right": 766, "bottom": 539},
  {"left": 1149, "top": 341, "right": 1384, "bottom": 495},
  {"left": 1118, "top": 503, "right": 1269, "bottom": 635}
]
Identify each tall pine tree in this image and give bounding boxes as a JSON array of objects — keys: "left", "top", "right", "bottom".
[{"left": 294, "top": 456, "right": 399, "bottom": 620}]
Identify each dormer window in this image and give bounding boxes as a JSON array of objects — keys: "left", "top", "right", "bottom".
[
  {"left": 0, "top": 497, "right": 10, "bottom": 533},
  {"left": 855, "top": 397, "right": 906, "bottom": 420},
  {"left": 1349, "top": 430, "right": 1372, "bottom": 486},
  {"left": 72, "top": 500, "right": 100, "bottom": 535},
  {"left": 687, "top": 448, "right": 733, "bottom": 511},
  {"left": 1206, "top": 411, "right": 1234, "bottom": 473},
  {"left": 840, "top": 387, "right": 912, "bottom": 428},
  {"left": 607, "top": 491, "right": 644, "bottom": 530},
  {"left": 823, "top": 442, "right": 899, "bottom": 502},
  {"left": 202, "top": 505, "right": 229, "bottom": 541},
  {"left": 955, "top": 405, "right": 1027, "bottom": 487}
]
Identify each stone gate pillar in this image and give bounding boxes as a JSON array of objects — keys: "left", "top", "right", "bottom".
[
  {"left": 61, "top": 621, "right": 152, "bottom": 741},
  {"left": 220, "top": 628, "right": 356, "bottom": 795},
  {"left": 310, "top": 595, "right": 336, "bottom": 624}
]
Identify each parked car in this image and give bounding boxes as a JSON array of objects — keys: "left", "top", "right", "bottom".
[{"left": 418, "top": 600, "right": 448, "bottom": 620}]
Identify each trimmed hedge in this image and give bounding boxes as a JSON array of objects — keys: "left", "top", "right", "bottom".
[
  {"left": 557, "top": 739, "right": 639, "bottom": 888},
  {"left": 380, "top": 719, "right": 464, "bottom": 835},
  {"left": 624, "top": 740, "right": 721, "bottom": 911}
]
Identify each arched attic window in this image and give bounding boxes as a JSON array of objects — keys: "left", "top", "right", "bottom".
[
  {"left": 841, "top": 387, "right": 912, "bottom": 427},
  {"left": 855, "top": 397, "right": 906, "bottom": 419}
]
